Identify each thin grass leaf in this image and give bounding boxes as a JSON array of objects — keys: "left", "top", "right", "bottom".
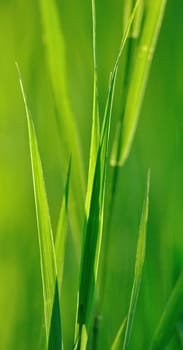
[
  {"left": 111, "top": 317, "right": 127, "bottom": 350},
  {"left": 39, "top": 0, "right": 85, "bottom": 250},
  {"left": 111, "top": 0, "right": 167, "bottom": 166},
  {"left": 55, "top": 158, "right": 71, "bottom": 292},
  {"left": 123, "top": 170, "right": 150, "bottom": 350},
  {"left": 73, "top": 4, "right": 139, "bottom": 349},
  {"left": 149, "top": 271, "right": 183, "bottom": 350},
  {"left": 123, "top": 0, "right": 144, "bottom": 39},
  {"left": 17, "top": 65, "right": 62, "bottom": 349},
  {"left": 85, "top": 0, "right": 100, "bottom": 217}
]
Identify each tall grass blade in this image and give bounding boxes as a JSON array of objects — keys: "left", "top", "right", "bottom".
[
  {"left": 111, "top": 317, "right": 127, "bottom": 350},
  {"left": 123, "top": 170, "right": 150, "bottom": 350},
  {"left": 85, "top": 0, "right": 100, "bottom": 216},
  {"left": 111, "top": 0, "right": 167, "bottom": 166},
  {"left": 55, "top": 158, "right": 71, "bottom": 292},
  {"left": 39, "top": 0, "right": 85, "bottom": 249},
  {"left": 17, "top": 65, "right": 62, "bottom": 349},
  {"left": 73, "top": 4, "right": 139, "bottom": 349},
  {"left": 149, "top": 271, "right": 183, "bottom": 350}
]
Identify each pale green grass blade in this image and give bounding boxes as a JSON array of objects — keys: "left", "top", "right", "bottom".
[
  {"left": 55, "top": 158, "right": 71, "bottom": 292},
  {"left": 111, "top": 317, "right": 127, "bottom": 350},
  {"left": 149, "top": 271, "right": 183, "bottom": 350},
  {"left": 73, "top": 6, "right": 139, "bottom": 349},
  {"left": 112, "top": 0, "right": 167, "bottom": 166},
  {"left": 123, "top": 0, "right": 144, "bottom": 39},
  {"left": 123, "top": 170, "right": 150, "bottom": 350},
  {"left": 17, "top": 65, "right": 62, "bottom": 349},
  {"left": 39, "top": 0, "right": 85, "bottom": 249},
  {"left": 85, "top": 0, "right": 100, "bottom": 216}
]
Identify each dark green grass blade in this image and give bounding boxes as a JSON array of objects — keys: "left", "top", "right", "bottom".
[
  {"left": 85, "top": 0, "right": 100, "bottom": 216},
  {"left": 111, "top": 0, "right": 167, "bottom": 166},
  {"left": 17, "top": 65, "right": 62, "bottom": 349},
  {"left": 55, "top": 158, "right": 71, "bottom": 292},
  {"left": 39, "top": 0, "right": 85, "bottom": 250},
  {"left": 111, "top": 317, "right": 127, "bottom": 350},
  {"left": 73, "top": 4, "right": 139, "bottom": 350},
  {"left": 149, "top": 271, "right": 183, "bottom": 350},
  {"left": 123, "top": 170, "right": 150, "bottom": 350}
]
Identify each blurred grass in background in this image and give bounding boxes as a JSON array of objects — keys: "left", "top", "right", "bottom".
[{"left": 0, "top": 0, "right": 183, "bottom": 349}]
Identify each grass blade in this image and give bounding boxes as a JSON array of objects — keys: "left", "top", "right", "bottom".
[
  {"left": 85, "top": 0, "right": 100, "bottom": 217},
  {"left": 39, "top": 0, "right": 85, "bottom": 250},
  {"left": 123, "top": 170, "right": 150, "bottom": 350},
  {"left": 111, "top": 0, "right": 167, "bottom": 166},
  {"left": 149, "top": 271, "right": 183, "bottom": 350},
  {"left": 73, "top": 4, "right": 139, "bottom": 349},
  {"left": 17, "top": 65, "right": 62, "bottom": 349},
  {"left": 55, "top": 158, "right": 71, "bottom": 292},
  {"left": 111, "top": 317, "right": 127, "bottom": 350}
]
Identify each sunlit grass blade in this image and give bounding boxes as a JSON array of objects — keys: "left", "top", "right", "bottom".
[
  {"left": 111, "top": 317, "right": 127, "bottom": 350},
  {"left": 123, "top": 170, "right": 150, "bottom": 350},
  {"left": 112, "top": 0, "right": 167, "bottom": 166},
  {"left": 39, "top": 0, "right": 85, "bottom": 250},
  {"left": 73, "top": 5, "right": 139, "bottom": 350},
  {"left": 85, "top": 0, "right": 100, "bottom": 216},
  {"left": 17, "top": 65, "right": 62, "bottom": 349},
  {"left": 55, "top": 158, "right": 71, "bottom": 292},
  {"left": 149, "top": 271, "right": 183, "bottom": 350}
]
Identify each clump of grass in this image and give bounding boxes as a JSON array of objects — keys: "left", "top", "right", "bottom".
[{"left": 16, "top": 0, "right": 183, "bottom": 349}]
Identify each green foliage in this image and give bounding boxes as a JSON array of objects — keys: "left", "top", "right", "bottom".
[
  {"left": 40, "top": 0, "right": 85, "bottom": 250},
  {"left": 2, "top": 0, "right": 183, "bottom": 350},
  {"left": 123, "top": 170, "right": 150, "bottom": 350},
  {"left": 17, "top": 65, "right": 62, "bottom": 349},
  {"left": 111, "top": 0, "right": 167, "bottom": 166},
  {"left": 149, "top": 271, "right": 183, "bottom": 350}
]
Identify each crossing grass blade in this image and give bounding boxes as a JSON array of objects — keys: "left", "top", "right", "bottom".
[
  {"left": 17, "top": 65, "right": 62, "bottom": 350},
  {"left": 123, "top": 170, "right": 150, "bottom": 350},
  {"left": 73, "top": 4, "right": 139, "bottom": 350},
  {"left": 55, "top": 158, "right": 71, "bottom": 293},
  {"left": 149, "top": 271, "right": 183, "bottom": 350},
  {"left": 85, "top": 0, "right": 100, "bottom": 216},
  {"left": 39, "top": 0, "right": 85, "bottom": 251},
  {"left": 111, "top": 0, "right": 167, "bottom": 166},
  {"left": 111, "top": 317, "right": 127, "bottom": 350}
]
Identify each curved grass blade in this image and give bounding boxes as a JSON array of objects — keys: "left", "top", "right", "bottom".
[
  {"left": 112, "top": 0, "right": 167, "bottom": 166},
  {"left": 55, "top": 158, "right": 71, "bottom": 292},
  {"left": 73, "top": 5, "right": 139, "bottom": 350},
  {"left": 123, "top": 170, "right": 150, "bottom": 350},
  {"left": 39, "top": 0, "right": 85, "bottom": 250},
  {"left": 149, "top": 271, "right": 183, "bottom": 350},
  {"left": 111, "top": 317, "right": 127, "bottom": 350},
  {"left": 17, "top": 65, "right": 62, "bottom": 349},
  {"left": 85, "top": 0, "right": 100, "bottom": 216}
]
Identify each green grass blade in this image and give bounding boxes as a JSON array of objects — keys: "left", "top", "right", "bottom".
[
  {"left": 149, "top": 271, "right": 183, "bottom": 350},
  {"left": 111, "top": 317, "right": 127, "bottom": 350},
  {"left": 17, "top": 65, "right": 62, "bottom": 349},
  {"left": 55, "top": 158, "right": 71, "bottom": 292},
  {"left": 123, "top": 170, "right": 150, "bottom": 350},
  {"left": 39, "top": 0, "right": 85, "bottom": 249},
  {"left": 85, "top": 0, "right": 100, "bottom": 217},
  {"left": 123, "top": 0, "right": 144, "bottom": 39},
  {"left": 112, "top": 0, "right": 167, "bottom": 166},
  {"left": 73, "top": 5, "right": 138, "bottom": 349}
]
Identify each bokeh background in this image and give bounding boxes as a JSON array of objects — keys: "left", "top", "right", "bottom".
[{"left": 0, "top": 0, "right": 183, "bottom": 349}]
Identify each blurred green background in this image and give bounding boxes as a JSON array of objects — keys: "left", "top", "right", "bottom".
[{"left": 0, "top": 0, "right": 183, "bottom": 349}]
